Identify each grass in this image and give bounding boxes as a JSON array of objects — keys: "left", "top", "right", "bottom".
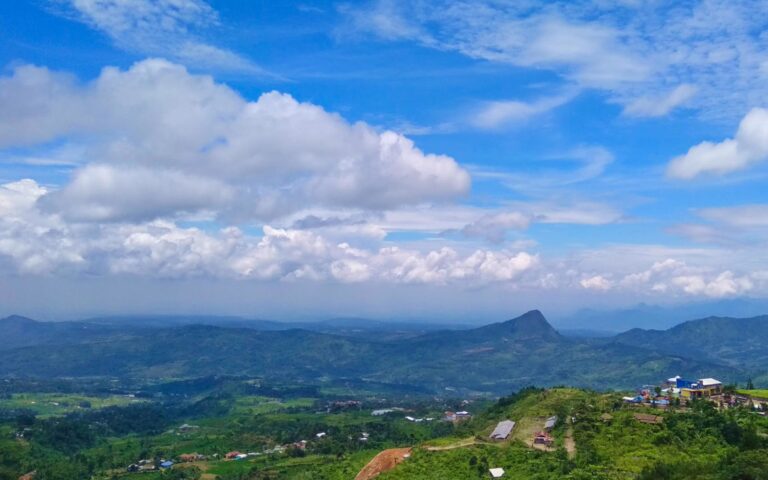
[
  {"left": 0, "top": 393, "right": 143, "bottom": 417},
  {"left": 231, "top": 396, "right": 316, "bottom": 415},
  {"left": 737, "top": 389, "right": 768, "bottom": 398}
]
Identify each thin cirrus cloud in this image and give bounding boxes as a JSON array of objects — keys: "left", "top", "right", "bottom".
[
  {"left": 667, "top": 108, "right": 768, "bottom": 179},
  {"left": 470, "top": 91, "right": 576, "bottom": 129},
  {"left": 0, "top": 59, "right": 471, "bottom": 222},
  {"left": 51, "top": 0, "right": 263, "bottom": 74},
  {"left": 623, "top": 84, "right": 698, "bottom": 118},
  {"left": 341, "top": 0, "right": 768, "bottom": 119}
]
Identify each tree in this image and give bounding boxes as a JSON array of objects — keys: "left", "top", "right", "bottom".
[{"left": 746, "top": 378, "right": 755, "bottom": 390}]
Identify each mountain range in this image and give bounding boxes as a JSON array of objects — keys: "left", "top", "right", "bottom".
[{"left": 0, "top": 311, "right": 763, "bottom": 395}]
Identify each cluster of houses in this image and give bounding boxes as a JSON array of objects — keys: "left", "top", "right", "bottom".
[
  {"left": 370, "top": 406, "right": 471, "bottom": 423},
  {"left": 485, "top": 416, "right": 558, "bottom": 477},
  {"left": 444, "top": 410, "right": 472, "bottom": 422},
  {"left": 623, "top": 375, "right": 725, "bottom": 406},
  {"left": 126, "top": 459, "right": 174, "bottom": 473},
  {"left": 621, "top": 375, "right": 768, "bottom": 414},
  {"left": 533, "top": 416, "right": 558, "bottom": 447}
]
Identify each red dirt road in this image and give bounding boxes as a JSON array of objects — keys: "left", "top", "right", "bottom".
[{"left": 355, "top": 447, "right": 412, "bottom": 480}]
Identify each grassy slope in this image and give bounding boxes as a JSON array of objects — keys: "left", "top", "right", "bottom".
[{"left": 374, "top": 388, "right": 760, "bottom": 480}]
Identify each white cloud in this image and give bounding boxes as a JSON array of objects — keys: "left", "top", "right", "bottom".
[
  {"left": 672, "top": 271, "right": 753, "bottom": 298},
  {"left": 461, "top": 212, "right": 531, "bottom": 243},
  {"left": 342, "top": 1, "right": 768, "bottom": 118},
  {"left": 53, "top": 0, "right": 261, "bottom": 73},
  {"left": 697, "top": 204, "right": 768, "bottom": 228},
  {"left": 42, "top": 164, "right": 234, "bottom": 222},
  {"left": 470, "top": 92, "right": 574, "bottom": 129},
  {"left": 0, "top": 60, "right": 470, "bottom": 221},
  {"left": 623, "top": 84, "right": 697, "bottom": 117},
  {"left": 667, "top": 108, "right": 768, "bottom": 179},
  {"left": 580, "top": 275, "right": 612, "bottom": 291},
  {"left": 0, "top": 179, "right": 538, "bottom": 285}
]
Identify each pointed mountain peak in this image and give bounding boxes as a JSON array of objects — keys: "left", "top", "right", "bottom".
[
  {"left": 1, "top": 314, "right": 37, "bottom": 324},
  {"left": 470, "top": 310, "right": 560, "bottom": 341}
]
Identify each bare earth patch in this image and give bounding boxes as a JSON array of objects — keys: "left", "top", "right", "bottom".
[{"left": 355, "top": 447, "right": 412, "bottom": 480}]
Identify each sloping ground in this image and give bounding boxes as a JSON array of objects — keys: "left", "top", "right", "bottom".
[{"left": 355, "top": 448, "right": 412, "bottom": 480}]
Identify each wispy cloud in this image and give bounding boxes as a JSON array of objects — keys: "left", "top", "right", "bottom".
[
  {"left": 341, "top": 0, "right": 768, "bottom": 119},
  {"left": 470, "top": 91, "right": 576, "bottom": 129},
  {"left": 623, "top": 84, "right": 698, "bottom": 118},
  {"left": 50, "top": 0, "right": 264, "bottom": 74}
]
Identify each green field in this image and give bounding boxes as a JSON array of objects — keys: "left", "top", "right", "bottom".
[
  {"left": 0, "top": 392, "right": 143, "bottom": 417},
  {"left": 737, "top": 389, "right": 768, "bottom": 398}
]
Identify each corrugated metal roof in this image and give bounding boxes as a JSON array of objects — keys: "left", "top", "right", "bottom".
[
  {"left": 489, "top": 420, "right": 515, "bottom": 439},
  {"left": 489, "top": 467, "right": 505, "bottom": 478},
  {"left": 699, "top": 378, "right": 722, "bottom": 386},
  {"left": 544, "top": 415, "right": 558, "bottom": 429}
]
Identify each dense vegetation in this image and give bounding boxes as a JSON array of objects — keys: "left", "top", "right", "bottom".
[
  {"left": 0, "top": 311, "right": 748, "bottom": 394},
  {"left": 3, "top": 379, "right": 768, "bottom": 479}
]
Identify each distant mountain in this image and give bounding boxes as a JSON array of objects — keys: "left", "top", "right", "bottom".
[
  {"left": 0, "top": 315, "right": 138, "bottom": 351},
  {"left": 613, "top": 315, "right": 768, "bottom": 371},
  {"left": 81, "top": 314, "right": 463, "bottom": 340},
  {"left": 0, "top": 311, "right": 742, "bottom": 394},
  {"left": 554, "top": 299, "right": 768, "bottom": 332}
]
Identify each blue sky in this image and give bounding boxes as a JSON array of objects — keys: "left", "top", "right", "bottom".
[{"left": 1, "top": 0, "right": 768, "bottom": 321}]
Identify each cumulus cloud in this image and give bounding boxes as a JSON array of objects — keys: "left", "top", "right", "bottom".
[
  {"left": 460, "top": 212, "right": 530, "bottom": 243},
  {"left": 667, "top": 108, "right": 768, "bottom": 179},
  {"left": 672, "top": 271, "right": 753, "bottom": 298},
  {"left": 41, "top": 164, "right": 234, "bottom": 222},
  {"left": 580, "top": 275, "right": 612, "bottom": 291},
  {"left": 0, "top": 179, "right": 535, "bottom": 284},
  {"left": 52, "top": 0, "right": 261, "bottom": 73},
  {"left": 0, "top": 60, "right": 470, "bottom": 221}
]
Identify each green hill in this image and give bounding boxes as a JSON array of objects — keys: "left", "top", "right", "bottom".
[
  {"left": 375, "top": 388, "right": 768, "bottom": 479},
  {"left": 0, "top": 311, "right": 743, "bottom": 394},
  {"left": 613, "top": 315, "right": 768, "bottom": 380}
]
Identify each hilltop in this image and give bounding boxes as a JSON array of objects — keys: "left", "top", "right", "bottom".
[
  {"left": 0, "top": 311, "right": 743, "bottom": 394},
  {"left": 613, "top": 315, "right": 768, "bottom": 382}
]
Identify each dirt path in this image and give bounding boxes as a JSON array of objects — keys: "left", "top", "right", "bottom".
[
  {"left": 355, "top": 447, "right": 412, "bottom": 480},
  {"left": 425, "top": 437, "right": 479, "bottom": 451},
  {"left": 564, "top": 426, "right": 576, "bottom": 459}
]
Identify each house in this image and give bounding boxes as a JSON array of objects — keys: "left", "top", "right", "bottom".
[
  {"left": 159, "top": 461, "right": 174, "bottom": 469},
  {"left": 699, "top": 378, "right": 723, "bottom": 395},
  {"left": 678, "top": 377, "right": 723, "bottom": 399},
  {"left": 178, "top": 423, "right": 199, "bottom": 433},
  {"left": 534, "top": 431, "right": 553, "bottom": 446},
  {"left": 225, "top": 451, "right": 242, "bottom": 459},
  {"left": 489, "top": 420, "right": 515, "bottom": 440},
  {"left": 489, "top": 467, "right": 505, "bottom": 478},
  {"left": 622, "top": 395, "right": 644, "bottom": 403},
  {"left": 633, "top": 413, "right": 663, "bottom": 425},
  {"left": 444, "top": 410, "right": 472, "bottom": 422},
  {"left": 316, "top": 432, "right": 327, "bottom": 438},
  {"left": 665, "top": 375, "right": 682, "bottom": 387},
  {"left": 544, "top": 416, "right": 558, "bottom": 431},
  {"left": 178, "top": 453, "right": 204, "bottom": 462},
  {"left": 235, "top": 454, "right": 248, "bottom": 460}
]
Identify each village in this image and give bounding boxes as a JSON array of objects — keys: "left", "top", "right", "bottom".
[
  {"left": 621, "top": 375, "right": 768, "bottom": 412},
  {"left": 114, "top": 377, "right": 768, "bottom": 479}
]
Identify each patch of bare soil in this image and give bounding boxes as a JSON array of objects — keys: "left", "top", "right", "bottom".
[{"left": 355, "top": 447, "right": 412, "bottom": 480}]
